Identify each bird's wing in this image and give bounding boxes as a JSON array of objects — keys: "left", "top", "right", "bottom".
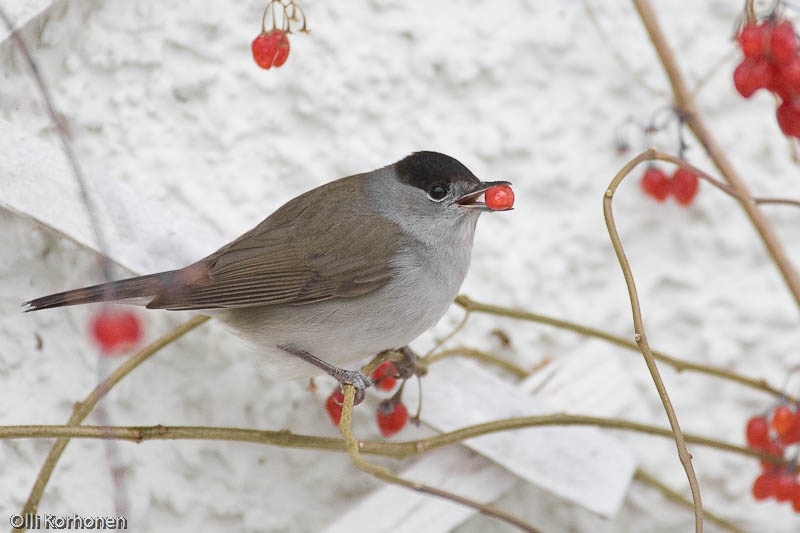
[{"left": 146, "top": 179, "right": 403, "bottom": 310}]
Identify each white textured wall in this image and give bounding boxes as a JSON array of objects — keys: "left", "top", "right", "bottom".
[{"left": 2, "top": 0, "right": 800, "bottom": 531}]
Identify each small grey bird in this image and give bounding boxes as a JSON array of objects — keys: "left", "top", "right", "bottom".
[{"left": 24, "top": 151, "right": 511, "bottom": 400}]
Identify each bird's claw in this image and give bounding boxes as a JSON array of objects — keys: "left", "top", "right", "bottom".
[{"left": 335, "top": 369, "right": 373, "bottom": 405}]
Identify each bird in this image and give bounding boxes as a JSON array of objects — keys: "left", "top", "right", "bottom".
[{"left": 24, "top": 151, "right": 512, "bottom": 401}]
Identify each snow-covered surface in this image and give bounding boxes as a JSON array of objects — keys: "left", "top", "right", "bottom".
[{"left": 2, "top": 0, "right": 800, "bottom": 531}]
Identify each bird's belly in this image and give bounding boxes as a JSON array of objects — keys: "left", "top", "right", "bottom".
[{"left": 213, "top": 277, "right": 454, "bottom": 379}]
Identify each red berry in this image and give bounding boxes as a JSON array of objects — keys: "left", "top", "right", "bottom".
[
  {"left": 739, "top": 23, "right": 768, "bottom": 59},
  {"left": 734, "top": 58, "right": 774, "bottom": 98},
  {"left": 746, "top": 416, "right": 771, "bottom": 448},
  {"left": 251, "top": 29, "right": 283, "bottom": 69},
  {"left": 272, "top": 32, "right": 291, "bottom": 68},
  {"left": 485, "top": 185, "right": 515, "bottom": 210},
  {"left": 640, "top": 167, "right": 670, "bottom": 202},
  {"left": 752, "top": 470, "right": 778, "bottom": 500},
  {"left": 90, "top": 309, "right": 142, "bottom": 355},
  {"left": 777, "top": 98, "right": 800, "bottom": 138},
  {"left": 376, "top": 399, "right": 409, "bottom": 437},
  {"left": 775, "top": 472, "right": 798, "bottom": 502},
  {"left": 773, "top": 404, "right": 795, "bottom": 437},
  {"left": 371, "top": 361, "right": 398, "bottom": 392},
  {"left": 325, "top": 389, "right": 344, "bottom": 426},
  {"left": 671, "top": 168, "right": 699, "bottom": 206},
  {"left": 770, "top": 21, "right": 798, "bottom": 64}
]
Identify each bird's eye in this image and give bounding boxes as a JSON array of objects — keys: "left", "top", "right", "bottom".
[{"left": 427, "top": 184, "right": 448, "bottom": 201}]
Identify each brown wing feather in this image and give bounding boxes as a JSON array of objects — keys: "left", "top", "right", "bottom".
[{"left": 146, "top": 175, "right": 402, "bottom": 310}]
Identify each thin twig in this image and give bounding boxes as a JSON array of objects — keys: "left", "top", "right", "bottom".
[
  {"left": 582, "top": 0, "right": 668, "bottom": 97},
  {"left": 19, "top": 315, "right": 210, "bottom": 523},
  {"left": 422, "top": 308, "right": 471, "bottom": 358},
  {"left": 0, "top": 414, "right": 784, "bottom": 466},
  {"left": 425, "top": 347, "right": 529, "bottom": 379},
  {"left": 455, "top": 295, "right": 793, "bottom": 402},
  {"left": 634, "top": 469, "right": 745, "bottom": 533},
  {"left": 603, "top": 149, "right": 704, "bottom": 531},
  {"left": 337, "top": 384, "right": 542, "bottom": 533},
  {"left": 0, "top": 7, "right": 112, "bottom": 281}
]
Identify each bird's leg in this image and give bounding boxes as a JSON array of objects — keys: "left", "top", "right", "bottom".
[{"left": 278, "top": 344, "right": 372, "bottom": 404}]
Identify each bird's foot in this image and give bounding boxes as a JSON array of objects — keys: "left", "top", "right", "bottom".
[
  {"left": 278, "top": 344, "right": 372, "bottom": 404},
  {"left": 329, "top": 367, "right": 373, "bottom": 405}
]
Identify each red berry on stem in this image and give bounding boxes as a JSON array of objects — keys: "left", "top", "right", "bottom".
[
  {"left": 272, "top": 32, "right": 291, "bottom": 68},
  {"left": 739, "top": 23, "right": 768, "bottom": 59},
  {"left": 752, "top": 470, "right": 778, "bottom": 500},
  {"left": 376, "top": 399, "right": 409, "bottom": 437},
  {"left": 640, "top": 167, "right": 670, "bottom": 202},
  {"left": 325, "top": 389, "right": 344, "bottom": 426},
  {"left": 734, "top": 58, "right": 774, "bottom": 98},
  {"left": 746, "top": 416, "right": 771, "bottom": 448},
  {"left": 671, "top": 168, "right": 699, "bottom": 206},
  {"left": 90, "top": 309, "right": 142, "bottom": 355},
  {"left": 371, "top": 361, "right": 398, "bottom": 392},
  {"left": 251, "top": 29, "right": 283, "bottom": 69},
  {"left": 773, "top": 404, "right": 795, "bottom": 437},
  {"left": 777, "top": 98, "right": 800, "bottom": 138},
  {"left": 770, "top": 21, "right": 798, "bottom": 64},
  {"left": 485, "top": 185, "right": 515, "bottom": 210}
]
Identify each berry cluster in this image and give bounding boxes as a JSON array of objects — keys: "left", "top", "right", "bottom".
[
  {"left": 251, "top": 0, "right": 308, "bottom": 70},
  {"left": 639, "top": 166, "right": 700, "bottom": 206},
  {"left": 733, "top": 19, "right": 800, "bottom": 138},
  {"left": 324, "top": 361, "right": 410, "bottom": 437},
  {"left": 89, "top": 308, "right": 143, "bottom": 355},
  {"left": 745, "top": 404, "right": 800, "bottom": 512}
]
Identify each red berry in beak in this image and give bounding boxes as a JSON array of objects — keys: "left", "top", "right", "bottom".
[{"left": 485, "top": 185, "right": 515, "bottom": 210}]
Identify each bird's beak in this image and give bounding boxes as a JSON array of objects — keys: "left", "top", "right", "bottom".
[{"left": 455, "top": 181, "right": 513, "bottom": 211}]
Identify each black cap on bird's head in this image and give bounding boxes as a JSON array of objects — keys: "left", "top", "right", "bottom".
[{"left": 394, "top": 151, "right": 511, "bottom": 211}]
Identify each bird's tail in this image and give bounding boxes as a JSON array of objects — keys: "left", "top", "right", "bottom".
[{"left": 23, "top": 272, "right": 171, "bottom": 312}]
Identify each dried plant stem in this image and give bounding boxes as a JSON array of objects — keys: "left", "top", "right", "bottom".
[
  {"left": 634, "top": 469, "right": 744, "bottom": 533},
  {"left": 603, "top": 150, "right": 703, "bottom": 531},
  {"left": 632, "top": 0, "right": 800, "bottom": 310},
  {"left": 337, "top": 384, "right": 542, "bottom": 533},
  {"left": 455, "top": 295, "right": 793, "bottom": 402},
  {"left": 19, "top": 315, "right": 210, "bottom": 525}
]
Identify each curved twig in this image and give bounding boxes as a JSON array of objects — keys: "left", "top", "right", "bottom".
[{"left": 603, "top": 149, "right": 704, "bottom": 531}]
